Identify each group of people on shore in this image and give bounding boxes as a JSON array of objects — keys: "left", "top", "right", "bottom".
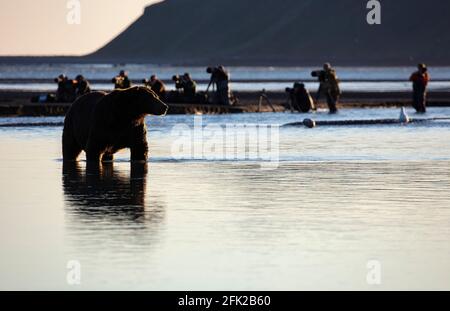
[
  {"left": 54, "top": 63, "right": 431, "bottom": 114},
  {"left": 54, "top": 66, "right": 232, "bottom": 105},
  {"left": 287, "top": 63, "right": 341, "bottom": 113},
  {"left": 287, "top": 63, "right": 430, "bottom": 114},
  {"left": 54, "top": 74, "right": 91, "bottom": 102}
]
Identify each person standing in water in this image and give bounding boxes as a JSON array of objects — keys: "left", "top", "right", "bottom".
[
  {"left": 206, "top": 66, "right": 231, "bottom": 105},
  {"left": 312, "top": 63, "right": 341, "bottom": 113},
  {"left": 409, "top": 64, "right": 430, "bottom": 113}
]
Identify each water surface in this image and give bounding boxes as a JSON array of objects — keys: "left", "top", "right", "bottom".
[
  {"left": 0, "top": 107, "right": 449, "bottom": 290},
  {"left": 1, "top": 64, "right": 450, "bottom": 92}
]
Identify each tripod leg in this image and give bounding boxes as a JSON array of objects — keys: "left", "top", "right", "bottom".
[{"left": 263, "top": 95, "right": 276, "bottom": 112}]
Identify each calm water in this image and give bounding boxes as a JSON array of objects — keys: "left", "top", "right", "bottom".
[
  {"left": 1, "top": 64, "right": 450, "bottom": 92},
  {"left": 2, "top": 81, "right": 450, "bottom": 93},
  {"left": 0, "top": 107, "right": 449, "bottom": 290}
]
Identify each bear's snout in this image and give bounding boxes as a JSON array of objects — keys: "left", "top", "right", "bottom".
[{"left": 152, "top": 99, "right": 169, "bottom": 116}]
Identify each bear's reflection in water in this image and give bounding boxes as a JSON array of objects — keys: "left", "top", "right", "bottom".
[{"left": 62, "top": 162, "right": 165, "bottom": 225}]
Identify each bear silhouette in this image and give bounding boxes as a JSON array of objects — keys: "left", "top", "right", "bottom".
[{"left": 62, "top": 86, "right": 168, "bottom": 162}]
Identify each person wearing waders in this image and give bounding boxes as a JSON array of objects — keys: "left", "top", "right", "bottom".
[
  {"left": 409, "top": 64, "right": 430, "bottom": 113},
  {"left": 206, "top": 66, "right": 231, "bottom": 105},
  {"left": 312, "top": 63, "right": 341, "bottom": 113}
]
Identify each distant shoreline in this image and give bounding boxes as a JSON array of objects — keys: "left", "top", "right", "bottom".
[
  {"left": 1, "top": 89, "right": 450, "bottom": 117},
  {"left": 1, "top": 56, "right": 450, "bottom": 67}
]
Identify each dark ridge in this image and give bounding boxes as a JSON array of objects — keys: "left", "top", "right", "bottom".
[
  {"left": 87, "top": 0, "right": 450, "bottom": 66},
  {"left": 2, "top": 0, "right": 450, "bottom": 66}
]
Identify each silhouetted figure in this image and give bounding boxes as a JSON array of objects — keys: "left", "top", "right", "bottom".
[
  {"left": 409, "top": 63, "right": 430, "bottom": 113},
  {"left": 286, "top": 82, "right": 315, "bottom": 113},
  {"left": 144, "top": 75, "right": 166, "bottom": 99},
  {"left": 112, "top": 70, "right": 132, "bottom": 89},
  {"left": 312, "top": 63, "right": 341, "bottom": 113},
  {"left": 74, "top": 75, "right": 91, "bottom": 98},
  {"left": 62, "top": 87, "right": 168, "bottom": 163},
  {"left": 55, "top": 74, "right": 76, "bottom": 103},
  {"left": 206, "top": 66, "right": 231, "bottom": 105},
  {"left": 173, "top": 73, "right": 197, "bottom": 98}
]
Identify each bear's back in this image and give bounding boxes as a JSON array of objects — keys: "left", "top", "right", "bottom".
[{"left": 65, "top": 91, "right": 107, "bottom": 148}]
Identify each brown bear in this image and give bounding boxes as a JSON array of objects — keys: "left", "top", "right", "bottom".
[{"left": 62, "top": 86, "right": 168, "bottom": 162}]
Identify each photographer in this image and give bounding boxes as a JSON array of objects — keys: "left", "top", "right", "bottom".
[
  {"left": 206, "top": 66, "right": 231, "bottom": 105},
  {"left": 409, "top": 63, "right": 430, "bottom": 113},
  {"left": 143, "top": 75, "right": 166, "bottom": 99},
  {"left": 112, "top": 70, "right": 131, "bottom": 89},
  {"left": 311, "top": 63, "right": 341, "bottom": 113},
  {"left": 54, "top": 74, "right": 76, "bottom": 103},
  {"left": 173, "top": 73, "right": 197, "bottom": 98},
  {"left": 74, "top": 75, "right": 91, "bottom": 98},
  {"left": 286, "top": 82, "right": 315, "bottom": 113}
]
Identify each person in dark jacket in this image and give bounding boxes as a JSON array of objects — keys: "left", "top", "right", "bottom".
[
  {"left": 112, "top": 70, "right": 132, "bottom": 89},
  {"left": 177, "top": 73, "right": 197, "bottom": 98},
  {"left": 74, "top": 75, "right": 91, "bottom": 98},
  {"left": 287, "top": 82, "right": 315, "bottom": 113},
  {"left": 206, "top": 66, "right": 231, "bottom": 105},
  {"left": 409, "top": 64, "right": 430, "bottom": 113},
  {"left": 144, "top": 75, "right": 166, "bottom": 99},
  {"left": 55, "top": 74, "right": 76, "bottom": 103}
]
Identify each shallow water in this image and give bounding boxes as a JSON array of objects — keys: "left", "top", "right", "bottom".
[
  {"left": 1, "top": 64, "right": 450, "bottom": 92},
  {"left": 2, "top": 64, "right": 450, "bottom": 81},
  {"left": 2, "top": 81, "right": 450, "bottom": 93},
  {"left": 0, "top": 107, "right": 449, "bottom": 290}
]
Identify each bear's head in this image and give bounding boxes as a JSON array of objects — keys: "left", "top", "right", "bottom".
[
  {"left": 134, "top": 86, "right": 168, "bottom": 116},
  {"left": 115, "top": 86, "right": 168, "bottom": 118}
]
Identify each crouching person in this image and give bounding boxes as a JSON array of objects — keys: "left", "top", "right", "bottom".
[{"left": 286, "top": 82, "right": 315, "bottom": 113}]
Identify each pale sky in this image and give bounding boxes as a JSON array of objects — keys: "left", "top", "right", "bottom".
[{"left": 0, "top": 0, "right": 160, "bottom": 56}]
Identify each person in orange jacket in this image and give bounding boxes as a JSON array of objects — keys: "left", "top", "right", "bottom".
[{"left": 409, "top": 64, "right": 430, "bottom": 113}]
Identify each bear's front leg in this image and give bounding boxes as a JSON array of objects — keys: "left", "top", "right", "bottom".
[
  {"left": 101, "top": 153, "right": 114, "bottom": 162},
  {"left": 86, "top": 150, "right": 102, "bottom": 163},
  {"left": 85, "top": 138, "right": 104, "bottom": 163},
  {"left": 62, "top": 125, "right": 82, "bottom": 161},
  {"left": 130, "top": 125, "right": 149, "bottom": 162}
]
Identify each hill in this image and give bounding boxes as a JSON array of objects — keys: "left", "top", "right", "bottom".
[{"left": 23, "top": 0, "right": 450, "bottom": 65}]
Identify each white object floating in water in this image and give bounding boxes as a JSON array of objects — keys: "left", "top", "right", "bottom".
[{"left": 399, "top": 107, "right": 410, "bottom": 123}]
